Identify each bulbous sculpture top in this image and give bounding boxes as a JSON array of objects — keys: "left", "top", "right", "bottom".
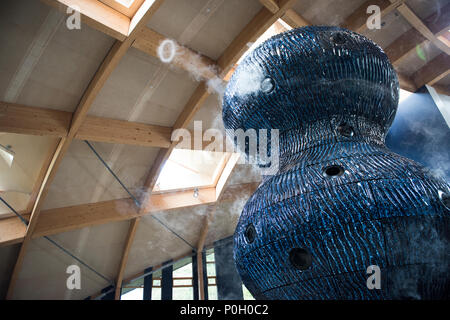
[{"left": 222, "top": 26, "right": 399, "bottom": 142}]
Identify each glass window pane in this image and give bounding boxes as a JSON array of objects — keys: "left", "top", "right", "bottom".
[{"left": 121, "top": 288, "right": 143, "bottom": 300}]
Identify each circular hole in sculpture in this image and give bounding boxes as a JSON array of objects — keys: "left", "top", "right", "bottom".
[
  {"left": 438, "top": 190, "right": 450, "bottom": 210},
  {"left": 323, "top": 165, "right": 345, "bottom": 178},
  {"left": 330, "top": 32, "right": 346, "bottom": 45},
  {"left": 337, "top": 123, "right": 354, "bottom": 137},
  {"left": 244, "top": 224, "right": 256, "bottom": 244},
  {"left": 260, "top": 77, "right": 275, "bottom": 93},
  {"left": 289, "top": 248, "right": 312, "bottom": 270}
]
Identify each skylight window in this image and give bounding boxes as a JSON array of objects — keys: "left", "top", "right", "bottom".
[
  {"left": 0, "top": 144, "right": 14, "bottom": 167},
  {"left": 0, "top": 133, "right": 57, "bottom": 217},
  {"left": 115, "top": 0, "right": 135, "bottom": 8},
  {"left": 153, "top": 149, "right": 231, "bottom": 193},
  {"left": 98, "top": 0, "right": 147, "bottom": 19}
]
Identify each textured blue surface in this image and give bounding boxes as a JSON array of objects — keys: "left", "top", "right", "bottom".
[{"left": 222, "top": 26, "right": 450, "bottom": 300}]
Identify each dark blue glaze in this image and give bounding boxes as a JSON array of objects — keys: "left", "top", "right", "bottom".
[{"left": 222, "top": 26, "right": 450, "bottom": 299}]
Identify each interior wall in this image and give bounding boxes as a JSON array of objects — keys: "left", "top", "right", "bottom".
[{"left": 0, "top": 244, "right": 20, "bottom": 299}]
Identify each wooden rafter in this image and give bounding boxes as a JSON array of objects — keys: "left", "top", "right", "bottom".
[
  {"left": 384, "top": 3, "right": 450, "bottom": 65},
  {"left": 76, "top": 116, "right": 172, "bottom": 148},
  {"left": 132, "top": 28, "right": 217, "bottom": 81},
  {"left": 0, "top": 182, "right": 259, "bottom": 247},
  {"left": 339, "top": 1, "right": 450, "bottom": 92},
  {"left": 0, "top": 102, "right": 71, "bottom": 137},
  {"left": 0, "top": 215, "right": 27, "bottom": 247},
  {"left": 412, "top": 53, "right": 450, "bottom": 88},
  {"left": 433, "top": 84, "right": 450, "bottom": 97},
  {"left": 0, "top": 102, "right": 231, "bottom": 150},
  {"left": 0, "top": 102, "right": 172, "bottom": 148},
  {"left": 43, "top": 0, "right": 219, "bottom": 80},
  {"left": 280, "top": 8, "right": 310, "bottom": 28},
  {"left": 41, "top": 0, "right": 130, "bottom": 41},
  {"left": 46, "top": 0, "right": 219, "bottom": 78},
  {"left": 259, "top": 0, "right": 280, "bottom": 14},
  {"left": 393, "top": 2, "right": 450, "bottom": 56},
  {"left": 115, "top": 217, "right": 140, "bottom": 300},
  {"left": 397, "top": 73, "right": 418, "bottom": 92},
  {"left": 342, "top": 0, "right": 401, "bottom": 34},
  {"left": 6, "top": 0, "right": 165, "bottom": 299},
  {"left": 6, "top": 137, "right": 67, "bottom": 299},
  {"left": 25, "top": 140, "right": 61, "bottom": 214}
]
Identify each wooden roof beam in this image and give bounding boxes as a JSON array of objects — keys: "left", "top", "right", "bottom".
[
  {"left": 132, "top": 28, "right": 218, "bottom": 81},
  {"left": 392, "top": 1, "right": 450, "bottom": 55},
  {"left": 0, "top": 102, "right": 234, "bottom": 150},
  {"left": 342, "top": 0, "right": 402, "bottom": 33},
  {"left": 41, "top": 0, "right": 130, "bottom": 41},
  {"left": 397, "top": 73, "right": 418, "bottom": 92},
  {"left": 44, "top": 1, "right": 218, "bottom": 80},
  {"left": 259, "top": 0, "right": 280, "bottom": 14},
  {"left": 412, "top": 53, "right": 450, "bottom": 88},
  {"left": 0, "top": 102, "right": 172, "bottom": 148},
  {"left": 42, "top": 0, "right": 162, "bottom": 41},
  {"left": 115, "top": 217, "right": 140, "bottom": 300},
  {"left": 432, "top": 84, "right": 450, "bottom": 96},
  {"left": 384, "top": 3, "right": 450, "bottom": 65},
  {"left": 280, "top": 8, "right": 310, "bottom": 28},
  {"left": 0, "top": 182, "right": 259, "bottom": 247},
  {"left": 0, "top": 102, "right": 71, "bottom": 137}
]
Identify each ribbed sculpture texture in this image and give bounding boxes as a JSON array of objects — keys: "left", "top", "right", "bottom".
[{"left": 222, "top": 26, "right": 450, "bottom": 299}]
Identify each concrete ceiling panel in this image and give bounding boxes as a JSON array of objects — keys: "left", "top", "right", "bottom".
[
  {"left": 42, "top": 140, "right": 159, "bottom": 210},
  {"left": 12, "top": 220, "right": 130, "bottom": 299}
]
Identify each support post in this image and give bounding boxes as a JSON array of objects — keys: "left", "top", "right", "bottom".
[
  {"left": 202, "top": 250, "right": 209, "bottom": 300},
  {"left": 143, "top": 266, "right": 153, "bottom": 300},
  {"left": 214, "top": 237, "right": 243, "bottom": 300},
  {"left": 161, "top": 261, "right": 173, "bottom": 300},
  {"left": 192, "top": 252, "right": 199, "bottom": 300}
]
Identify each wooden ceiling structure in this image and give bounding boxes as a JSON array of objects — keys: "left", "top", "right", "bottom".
[{"left": 0, "top": 0, "right": 449, "bottom": 300}]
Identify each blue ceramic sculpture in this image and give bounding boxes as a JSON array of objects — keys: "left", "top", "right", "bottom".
[{"left": 222, "top": 26, "right": 450, "bottom": 299}]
